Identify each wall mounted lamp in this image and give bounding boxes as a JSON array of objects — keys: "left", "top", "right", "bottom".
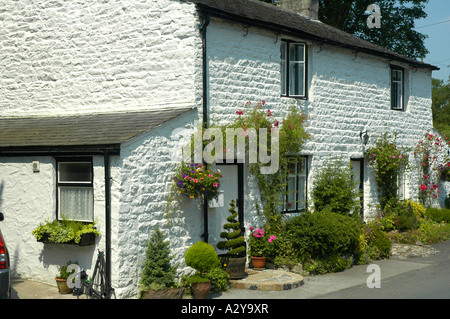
[{"left": 360, "top": 131, "right": 369, "bottom": 146}]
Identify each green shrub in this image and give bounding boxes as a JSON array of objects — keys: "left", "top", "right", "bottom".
[
  {"left": 216, "top": 200, "right": 246, "bottom": 256},
  {"left": 139, "top": 227, "right": 178, "bottom": 292},
  {"left": 302, "top": 255, "right": 353, "bottom": 275},
  {"left": 360, "top": 221, "right": 391, "bottom": 262},
  {"left": 426, "top": 208, "right": 450, "bottom": 223},
  {"left": 206, "top": 268, "right": 230, "bottom": 292},
  {"left": 185, "top": 241, "right": 220, "bottom": 274},
  {"left": 419, "top": 220, "right": 450, "bottom": 244},
  {"left": 284, "top": 211, "right": 362, "bottom": 262},
  {"left": 381, "top": 198, "right": 419, "bottom": 232},
  {"left": 311, "top": 157, "right": 361, "bottom": 216}
]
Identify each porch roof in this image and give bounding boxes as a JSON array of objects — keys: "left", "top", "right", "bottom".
[{"left": 0, "top": 107, "right": 192, "bottom": 154}]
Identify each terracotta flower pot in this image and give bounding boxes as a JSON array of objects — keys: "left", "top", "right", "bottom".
[
  {"left": 56, "top": 278, "right": 72, "bottom": 294},
  {"left": 251, "top": 256, "right": 266, "bottom": 269},
  {"left": 191, "top": 281, "right": 211, "bottom": 299}
]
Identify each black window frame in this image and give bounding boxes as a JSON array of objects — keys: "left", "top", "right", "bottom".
[
  {"left": 281, "top": 40, "right": 308, "bottom": 99},
  {"left": 55, "top": 156, "right": 94, "bottom": 222},
  {"left": 390, "top": 65, "right": 405, "bottom": 111},
  {"left": 282, "top": 156, "right": 308, "bottom": 213}
]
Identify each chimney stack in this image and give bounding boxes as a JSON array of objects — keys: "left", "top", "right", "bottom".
[{"left": 277, "top": 0, "right": 319, "bottom": 20}]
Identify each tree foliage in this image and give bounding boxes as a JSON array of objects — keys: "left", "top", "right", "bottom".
[
  {"left": 432, "top": 77, "right": 450, "bottom": 137},
  {"left": 318, "top": 0, "right": 428, "bottom": 59},
  {"left": 259, "top": 0, "right": 429, "bottom": 59}
]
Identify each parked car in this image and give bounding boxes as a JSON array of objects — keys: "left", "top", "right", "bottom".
[{"left": 0, "top": 213, "right": 11, "bottom": 299}]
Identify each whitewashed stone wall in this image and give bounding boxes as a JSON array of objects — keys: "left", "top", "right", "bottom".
[
  {"left": 0, "top": 0, "right": 201, "bottom": 116},
  {"left": 0, "top": 156, "right": 108, "bottom": 285},
  {"left": 115, "top": 109, "right": 203, "bottom": 298},
  {"left": 205, "top": 17, "right": 434, "bottom": 220}
]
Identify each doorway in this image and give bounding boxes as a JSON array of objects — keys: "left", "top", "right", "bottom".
[
  {"left": 208, "top": 163, "right": 243, "bottom": 253},
  {"left": 350, "top": 158, "right": 364, "bottom": 217}
]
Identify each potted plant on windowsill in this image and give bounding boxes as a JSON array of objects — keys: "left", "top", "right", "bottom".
[
  {"left": 217, "top": 199, "right": 246, "bottom": 279},
  {"left": 248, "top": 227, "right": 277, "bottom": 269},
  {"left": 32, "top": 218, "right": 100, "bottom": 246},
  {"left": 138, "top": 227, "right": 184, "bottom": 299},
  {"left": 55, "top": 261, "right": 77, "bottom": 294}
]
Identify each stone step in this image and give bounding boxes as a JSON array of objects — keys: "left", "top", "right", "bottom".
[{"left": 229, "top": 269, "right": 304, "bottom": 291}]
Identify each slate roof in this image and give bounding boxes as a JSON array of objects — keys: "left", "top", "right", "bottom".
[
  {"left": 0, "top": 107, "right": 192, "bottom": 150},
  {"left": 184, "top": 0, "right": 438, "bottom": 71}
]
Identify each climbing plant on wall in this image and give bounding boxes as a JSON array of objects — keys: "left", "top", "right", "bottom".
[{"left": 365, "top": 132, "right": 409, "bottom": 209}]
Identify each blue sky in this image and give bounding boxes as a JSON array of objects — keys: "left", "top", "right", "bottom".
[{"left": 415, "top": 0, "right": 450, "bottom": 81}]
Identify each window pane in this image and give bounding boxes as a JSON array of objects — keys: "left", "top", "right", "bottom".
[
  {"left": 290, "top": 62, "right": 304, "bottom": 96},
  {"left": 391, "top": 68, "right": 403, "bottom": 109},
  {"left": 59, "top": 186, "right": 94, "bottom": 221},
  {"left": 59, "top": 162, "right": 92, "bottom": 182},
  {"left": 290, "top": 44, "right": 304, "bottom": 62},
  {"left": 281, "top": 42, "right": 287, "bottom": 95},
  {"left": 298, "top": 175, "right": 306, "bottom": 210}
]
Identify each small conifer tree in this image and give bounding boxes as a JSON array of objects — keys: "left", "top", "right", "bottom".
[
  {"left": 217, "top": 200, "right": 246, "bottom": 256},
  {"left": 140, "top": 227, "right": 177, "bottom": 291}
]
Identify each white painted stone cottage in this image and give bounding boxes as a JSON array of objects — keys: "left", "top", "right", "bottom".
[{"left": 0, "top": 0, "right": 442, "bottom": 298}]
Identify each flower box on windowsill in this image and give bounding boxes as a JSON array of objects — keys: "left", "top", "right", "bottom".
[
  {"left": 37, "top": 232, "right": 97, "bottom": 246},
  {"left": 32, "top": 219, "right": 100, "bottom": 247}
]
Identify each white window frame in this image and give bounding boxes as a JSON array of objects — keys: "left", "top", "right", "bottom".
[
  {"left": 391, "top": 66, "right": 404, "bottom": 111},
  {"left": 281, "top": 41, "right": 307, "bottom": 98},
  {"left": 56, "top": 158, "right": 94, "bottom": 222},
  {"left": 283, "top": 156, "right": 308, "bottom": 213}
]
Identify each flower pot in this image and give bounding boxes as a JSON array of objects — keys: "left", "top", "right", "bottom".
[
  {"left": 251, "top": 256, "right": 266, "bottom": 269},
  {"left": 140, "top": 287, "right": 185, "bottom": 299},
  {"left": 191, "top": 281, "right": 211, "bottom": 299},
  {"left": 56, "top": 278, "right": 72, "bottom": 294}
]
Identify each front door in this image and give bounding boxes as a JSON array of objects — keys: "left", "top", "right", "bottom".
[{"left": 208, "top": 163, "right": 243, "bottom": 253}]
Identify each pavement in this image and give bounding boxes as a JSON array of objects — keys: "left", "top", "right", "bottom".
[{"left": 9, "top": 257, "right": 433, "bottom": 299}]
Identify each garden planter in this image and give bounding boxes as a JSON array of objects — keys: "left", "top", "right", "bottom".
[
  {"left": 191, "top": 281, "right": 211, "bottom": 299},
  {"left": 220, "top": 255, "right": 246, "bottom": 279},
  {"left": 37, "top": 232, "right": 96, "bottom": 246},
  {"left": 140, "top": 287, "right": 185, "bottom": 299},
  {"left": 251, "top": 256, "right": 266, "bottom": 269},
  {"left": 56, "top": 278, "right": 72, "bottom": 294}
]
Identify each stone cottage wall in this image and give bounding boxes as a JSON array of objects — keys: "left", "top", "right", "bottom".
[
  {"left": 0, "top": 0, "right": 201, "bottom": 116},
  {"left": 205, "top": 17, "right": 434, "bottom": 220},
  {"left": 0, "top": 155, "right": 108, "bottom": 285}
]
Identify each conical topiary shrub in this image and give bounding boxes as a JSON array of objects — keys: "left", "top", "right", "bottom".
[
  {"left": 139, "top": 227, "right": 184, "bottom": 299},
  {"left": 216, "top": 199, "right": 246, "bottom": 279},
  {"left": 217, "top": 199, "right": 246, "bottom": 255}
]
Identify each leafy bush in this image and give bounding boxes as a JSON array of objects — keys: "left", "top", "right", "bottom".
[
  {"left": 139, "top": 228, "right": 178, "bottom": 292},
  {"left": 284, "top": 211, "right": 362, "bottom": 262},
  {"left": 380, "top": 199, "right": 420, "bottom": 232},
  {"left": 185, "top": 241, "right": 220, "bottom": 274},
  {"left": 206, "top": 268, "right": 230, "bottom": 292},
  {"left": 359, "top": 221, "right": 391, "bottom": 262},
  {"left": 32, "top": 218, "right": 100, "bottom": 244},
  {"left": 311, "top": 156, "right": 361, "bottom": 216},
  {"left": 426, "top": 208, "right": 450, "bottom": 223}
]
